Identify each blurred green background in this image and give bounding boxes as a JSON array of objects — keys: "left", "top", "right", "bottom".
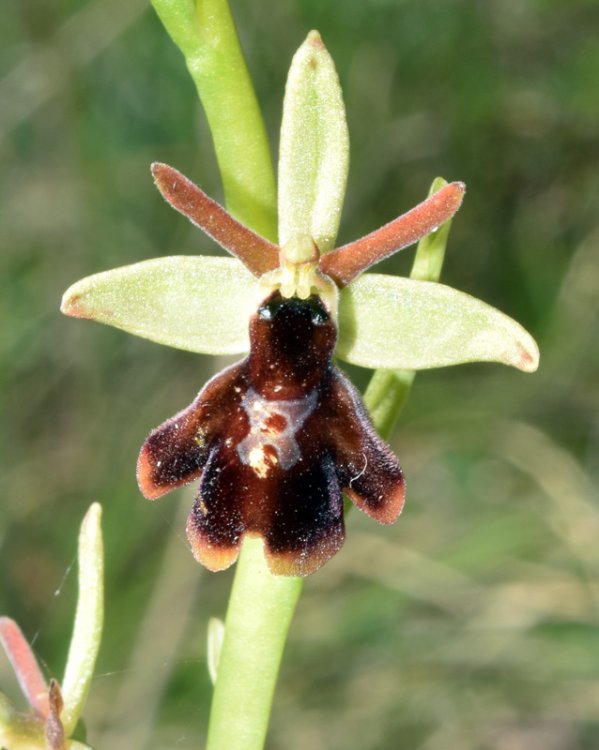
[{"left": 1, "top": 0, "right": 598, "bottom": 748}]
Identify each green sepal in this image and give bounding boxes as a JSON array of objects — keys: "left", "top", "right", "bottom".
[
  {"left": 278, "top": 31, "right": 349, "bottom": 252},
  {"left": 61, "top": 257, "right": 255, "bottom": 355},
  {"left": 337, "top": 273, "right": 539, "bottom": 372}
]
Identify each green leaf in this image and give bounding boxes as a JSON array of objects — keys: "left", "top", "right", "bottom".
[
  {"left": 61, "top": 257, "right": 255, "bottom": 355},
  {"left": 61, "top": 504, "right": 104, "bottom": 737},
  {"left": 338, "top": 273, "right": 540, "bottom": 372},
  {"left": 278, "top": 31, "right": 349, "bottom": 252}
]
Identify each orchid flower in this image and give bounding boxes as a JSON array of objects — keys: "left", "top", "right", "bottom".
[{"left": 60, "top": 33, "right": 538, "bottom": 577}]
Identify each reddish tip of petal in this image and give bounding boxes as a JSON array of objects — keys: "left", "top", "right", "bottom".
[
  {"left": 60, "top": 293, "right": 88, "bottom": 319},
  {"left": 516, "top": 344, "right": 540, "bottom": 373},
  {"left": 306, "top": 30, "right": 325, "bottom": 49}
]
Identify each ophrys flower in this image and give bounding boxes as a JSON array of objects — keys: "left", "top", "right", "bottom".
[{"left": 61, "top": 33, "right": 538, "bottom": 576}]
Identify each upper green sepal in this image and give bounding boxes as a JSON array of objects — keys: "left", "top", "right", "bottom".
[
  {"left": 61, "top": 256, "right": 254, "bottom": 355},
  {"left": 337, "top": 273, "right": 539, "bottom": 372},
  {"left": 278, "top": 31, "right": 349, "bottom": 252}
]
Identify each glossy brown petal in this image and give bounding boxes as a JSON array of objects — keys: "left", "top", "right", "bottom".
[
  {"left": 320, "top": 181, "right": 466, "bottom": 286},
  {"left": 151, "top": 163, "right": 280, "bottom": 277}
]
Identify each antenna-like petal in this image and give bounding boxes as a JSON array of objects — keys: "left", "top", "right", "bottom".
[
  {"left": 152, "top": 163, "right": 280, "bottom": 277},
  {"left": 320, "top": 181, "right": 466, "bottom": 286}
]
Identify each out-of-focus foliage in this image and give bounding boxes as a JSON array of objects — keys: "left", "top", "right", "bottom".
[{"left": 1, "top": 1, "right": 598, "bottom": 749}]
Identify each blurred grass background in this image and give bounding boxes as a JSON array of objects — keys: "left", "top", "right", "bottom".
[{"left": 1, "top": 0, "right": 598, "bottom": 748}]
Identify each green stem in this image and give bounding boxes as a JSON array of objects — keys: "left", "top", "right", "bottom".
[
  {"left": 151, "top": 0, "right": 277, "bottom": 241},
  {"left": 149, "top": 4, "right": 294, "bottom": 746},
  {"left": 363, "top": 369, "right": 415, "bottom": 440},
  {"left": 206, "top": 538, "right": 303, "bottom": 750}
]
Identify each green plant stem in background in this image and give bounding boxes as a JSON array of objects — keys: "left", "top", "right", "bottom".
[
  {"left": 364, "top": 369, "right": 416, "bottom": 439},
  {"left": 151, "top": 0, "right": 277, "bottom": 240},
  {"left": 61, "top": 503, "right": 104, "bottom": 737}
]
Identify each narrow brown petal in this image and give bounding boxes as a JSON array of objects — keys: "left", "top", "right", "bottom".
[
  {"left": 326, "top": 371, "right": 405, "bottom": 524},
  {"left": 320, "top": 181, "right": 466, "bottom": 286},
  {"left": 0, "top": 617, "right": 49, "bottom": 718},
  {"left": 151, "top": 163, "right": 280, "bottom": 277}
]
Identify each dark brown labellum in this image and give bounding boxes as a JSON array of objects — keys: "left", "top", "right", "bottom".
[{"left": 138, "top": 292, "right": 405, "bottom": 576}]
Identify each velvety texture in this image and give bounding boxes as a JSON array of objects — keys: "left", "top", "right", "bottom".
[{"left": 138, "top": 292, "right": 405, "bottom": 576}]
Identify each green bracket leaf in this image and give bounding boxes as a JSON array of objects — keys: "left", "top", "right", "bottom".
[{"left": 60, "top": 503, "right": 104, "bottom": 737}]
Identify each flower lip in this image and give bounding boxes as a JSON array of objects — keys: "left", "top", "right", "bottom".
[{"left": 137, "top": 290, "right": 405, "bottom": 576}]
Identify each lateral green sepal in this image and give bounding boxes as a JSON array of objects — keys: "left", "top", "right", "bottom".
[
  {"left": 61, "top": 257, "right": 255, "bottom": 355},
  {"left": 337, "top": 273, "right": 539, "bottom": 372}
]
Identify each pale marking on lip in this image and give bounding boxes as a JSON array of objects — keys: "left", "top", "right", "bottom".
[{"left": 237, "top": 387, "right": 318, "bottom": 477}]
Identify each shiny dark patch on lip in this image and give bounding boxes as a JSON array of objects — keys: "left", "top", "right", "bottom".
[{"left": 138, "top": 291, "right": 405, "bottom": 576}]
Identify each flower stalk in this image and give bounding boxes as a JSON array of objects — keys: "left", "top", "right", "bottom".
[{"left": 206, "top": 538, "right": 303, "bottom": 750}]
